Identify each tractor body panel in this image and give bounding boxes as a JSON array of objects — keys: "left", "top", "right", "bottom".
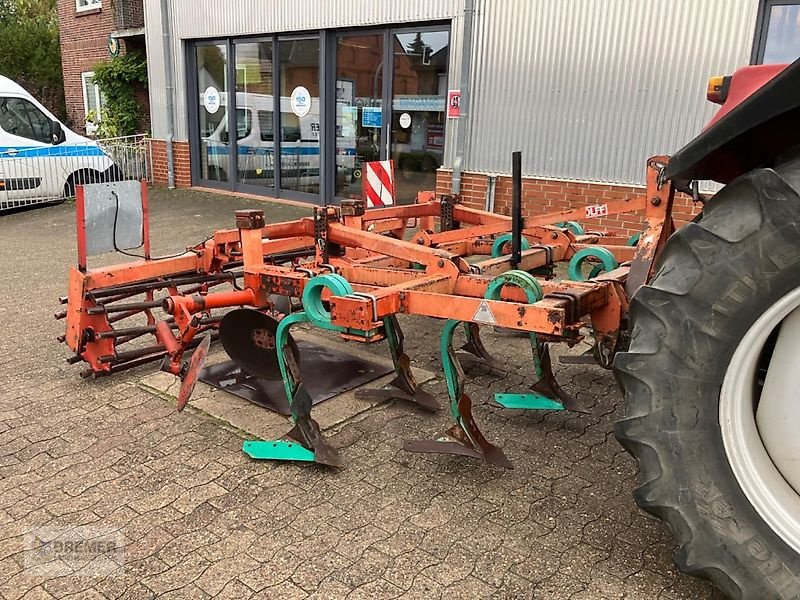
[{"left": 666, "top": 58, "right": 800, "bottom": 184}]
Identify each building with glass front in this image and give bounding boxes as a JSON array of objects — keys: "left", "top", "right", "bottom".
[{"left": 143, "top": 0, "right": 800, "bottom": 227}]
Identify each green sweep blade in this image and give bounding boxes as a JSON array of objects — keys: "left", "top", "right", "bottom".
[
  {"left": 242, "top": 440, "right": 316, "bottom": 462},
  {"left": 495, "top": 393, "right": 564, "bottom": 410}
]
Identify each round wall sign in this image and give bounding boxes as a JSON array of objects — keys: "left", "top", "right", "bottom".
[
  {"left": 203, "top": 86, "right": 221, "bottom": 114},
  {"left": 107, "top": 35, "right": 120, "bottom": 57},
  {"left": 290, "top": 86, "right": 312, "bottom": 117},
  {"left": 399, "top": 112, "right": 412, "bottom": 129}
]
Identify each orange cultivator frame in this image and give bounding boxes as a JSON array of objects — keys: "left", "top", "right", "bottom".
[{"left": 59, "top": 156, "right": 677, "bottom": 467}]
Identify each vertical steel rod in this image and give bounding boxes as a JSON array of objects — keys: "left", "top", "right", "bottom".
[{"left": 511, "top": 151, "right": 522, "bottom": 268}]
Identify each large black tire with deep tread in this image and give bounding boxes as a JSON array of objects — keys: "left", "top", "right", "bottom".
[{"left": 614, "top": 156, "right": 800, "bottom": 599}]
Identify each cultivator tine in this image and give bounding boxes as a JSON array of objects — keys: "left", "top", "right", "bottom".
[
  {"left": 355, "top": 315, "right": 440, "bottom": 411},
  {"left": 458, "top": 322, "right": 502, "bottom": 369},
  {"left": 176, "top": 335, "right": 211, "bottom": 411},
  {"left": 405, "top": 319, "right": 512, "bottom": 468},
  {"left": 530, "top": 343, "right": 589, "bottom": 413},
  {"left": 286, "top": 413, "right": 343, "bottom": 467},
  {"left": 494, "top": 325, "right": 589, "bottom": 413},
  {"left": 239, "top": 311, "right": 343, "bottom": 467}
]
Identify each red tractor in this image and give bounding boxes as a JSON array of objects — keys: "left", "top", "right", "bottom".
[{"left": 615, "top": 58, "right": 800, "bottom": 597}]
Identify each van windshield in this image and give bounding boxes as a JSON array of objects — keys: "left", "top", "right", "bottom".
[{"left": 0, "top": 97, "right": 52, "bottom": 144}]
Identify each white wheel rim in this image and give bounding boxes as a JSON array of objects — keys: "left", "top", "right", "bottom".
[{"left": 720, "top": 286, "right": 800, "bottom": 554}]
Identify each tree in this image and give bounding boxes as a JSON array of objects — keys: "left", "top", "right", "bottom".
[{"left": 0, "top": 0, "right": 65, "bottom": 119}]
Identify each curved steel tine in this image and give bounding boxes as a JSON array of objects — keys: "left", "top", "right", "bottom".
[{"left": 531, "top": 343, "right": 590, "bottom": 414}]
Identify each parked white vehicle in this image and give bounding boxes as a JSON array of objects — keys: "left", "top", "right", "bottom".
[
  {"left": 205, "top": 92, "right": 355, "bottom": 185},
  {"left": 0, "top": 75, "right": 119, "bottom": 211}
]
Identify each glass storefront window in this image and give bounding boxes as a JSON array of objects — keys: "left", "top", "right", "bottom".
[
  {"left": 234, "top": 41, "right": 274, "bottom": 189},
  {"left": 335, "top": 34, "right": 384, "bottom": 198},
  {"left": 390, "top": 30, "right": 449, "bottom": 204},
  {"left": 190, "top": 26, "right": 448, "bottom": 202},
  {"left": 196, "top": 44, "right": 229, "bottom": 182},
  {"left": 278, "top": 38, "right": 320, "bottom": 195}
]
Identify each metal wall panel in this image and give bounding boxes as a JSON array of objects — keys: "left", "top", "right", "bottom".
[{"left": 463, "top": 0, "right": 761, "bottom": 184}]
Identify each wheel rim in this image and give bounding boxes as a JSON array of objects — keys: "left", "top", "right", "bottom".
[{"left": 720, "top": 286, "right": 800, "bottom": 554}]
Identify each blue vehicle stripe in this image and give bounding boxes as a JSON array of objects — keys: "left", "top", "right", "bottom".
[
  {"left": 0, "top": 144, "right": 107, "bottom": 158},
  {"left": 206, "top": 145, "right": 322, "bottom": 157}
]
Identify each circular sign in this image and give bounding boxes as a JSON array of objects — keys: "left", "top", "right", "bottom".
[
  {"left": 290, "top": 86, "right": 312, "bottom": 117},
  {"left": 399, "top": 112, "right": 412, "bottom": 129},
  {"left": 107, "top": 35, "right": 120, "bottom": 57},
  {"left": 203, "top": 86, "right": 220, "bottom": 114}
]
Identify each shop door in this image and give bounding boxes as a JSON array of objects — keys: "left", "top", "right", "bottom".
[
  {"left": 232, "top": 40, "right": 275, "bottom": 194},
  {"left": 194, "top": 43, "right": 230, "bottom": 185},
  {"left": 388, "top": 29, "right": 450, "bottom": 204},
  {"left": 334, "top": 33, "right": 385, "bottom": 198},
  {"left": 277, "top": 38, "right": 321, "bottom": 198}
]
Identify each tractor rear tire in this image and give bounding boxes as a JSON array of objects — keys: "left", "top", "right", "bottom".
[{"left": 614, "top": 155, "right": 800, "bottom": 598}]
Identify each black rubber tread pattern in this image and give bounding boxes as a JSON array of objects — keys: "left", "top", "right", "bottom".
[{"left": 614, "top": 165, "right": 800, "bottom": 599}]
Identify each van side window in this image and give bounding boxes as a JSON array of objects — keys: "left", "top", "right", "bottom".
[
  {"left": 258, "top": 110, "right": 273, "bottom": 141},
  {"left": 221, "top": 109, "right": 251, "bottom": 141},
  {"left": 282, "top": 112, "right": 301, "bottom": 142},
  {"left": 236, "top": 109, "right": 251, "bottom": 140},
  {"left": 0, "top": 97, "right": 52, "bottom": 144}
]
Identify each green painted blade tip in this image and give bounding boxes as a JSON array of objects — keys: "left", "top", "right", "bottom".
[
  {"left": 242, "top": 440, "right": 316, "bottom": 462},
  {"left": 495, "top": 393, "right": 564, "bottom": 410}
]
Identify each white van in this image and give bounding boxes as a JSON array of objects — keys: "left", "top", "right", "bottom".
[
  {"left": 205, "top": 92, "right": 356, "bottom": 185},
  {"left": 0, "top": 75, "right": 118, "bottom": 211}
]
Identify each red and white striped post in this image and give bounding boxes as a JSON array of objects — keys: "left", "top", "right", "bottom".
[{"left": 363, "top": 160, "right": 396, "bottom": 208}]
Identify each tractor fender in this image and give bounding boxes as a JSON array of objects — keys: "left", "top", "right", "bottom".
[{"left": 666, "top": 58, "right": 800, "bottom": 185}]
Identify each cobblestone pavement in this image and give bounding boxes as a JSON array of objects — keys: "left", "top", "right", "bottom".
[{"left": 0, "top": 191, "right": 723, "bottom": 599}]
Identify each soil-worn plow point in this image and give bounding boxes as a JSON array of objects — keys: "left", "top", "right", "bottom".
[
  {"left": 530, "top": 343, "right": 589, "bottom": 413},
  {"left": 458, "top": 322, "right": 502, "bottom": 369},
  {"left": 355, "top": 315, "right": 440, "bottom": 411}
]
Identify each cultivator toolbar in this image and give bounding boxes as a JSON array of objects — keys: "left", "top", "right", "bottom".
[{"left": 59, "top": 155, "right": 676, "bottom": 468}]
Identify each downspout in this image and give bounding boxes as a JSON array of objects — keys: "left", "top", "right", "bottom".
[
  {"left": 160, "top": 0, "right": 176, "bottom": 189},
  {"left": 450, "top": 0, "right": 475, "bottom": 196}
]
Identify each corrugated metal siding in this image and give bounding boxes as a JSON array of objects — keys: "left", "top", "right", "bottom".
[
  {"left": 145, "top": 0, "right": 463, "bottom": 140},
  {"left": 464, "top": 0, "right": 761, "bottom": 184}
]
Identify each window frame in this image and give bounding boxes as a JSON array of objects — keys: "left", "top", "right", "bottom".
[
  {"left": 75, "top": 0, "right": 101, "bottom": 13},
  {"left": 81, "top": 71, "right": 104, "bottom": 135},
  {"left": 752, "top": 0, "right": 800, "bottom": 64}
]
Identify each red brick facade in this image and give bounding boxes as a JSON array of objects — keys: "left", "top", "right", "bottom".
[
  {"left": 148, "top": 140, "right": 192, "bottom": 188},
  {"left": 57, "top": 0, "right": 148, "bottom": 134},
  {"left": 435, "top": 170, "right": 701, "bottom": 236}
]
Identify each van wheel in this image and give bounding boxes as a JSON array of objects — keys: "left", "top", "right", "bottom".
[
  {"left": 64, "top": 169, "right": 103, "bottom": 199},
  {"left": 614, "top": 160, "right": 800, "bottom": 598}
]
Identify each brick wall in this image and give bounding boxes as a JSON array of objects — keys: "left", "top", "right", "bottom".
[
  {"left": 148, "top": 139, "right": 192, "bottom": 188},
  {"left": 57, "top": 0, "right": 147, "bottom": 134},
  {"left": 58, "top": 1, "right": 114, "bottom": 131},
  {"left": 112, "top": 0, "right": 144, "bottom": 30},
  {"left": 436, "top": 170, "right": 700, "bottom": 236}
]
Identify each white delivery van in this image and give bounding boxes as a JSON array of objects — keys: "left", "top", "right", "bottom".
[{"left": 0, "top": 75, "right": 118, "bottom": 211}]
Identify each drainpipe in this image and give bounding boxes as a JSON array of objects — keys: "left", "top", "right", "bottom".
[
  {"left": 450, "top": 0, "right": 475, "bottom": 196},
  {"left": 160, "top": 0, "right": 176, "bottom": 189},
  {"left": 484, "top": 174, "right": 496, "bottom": 212}
]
